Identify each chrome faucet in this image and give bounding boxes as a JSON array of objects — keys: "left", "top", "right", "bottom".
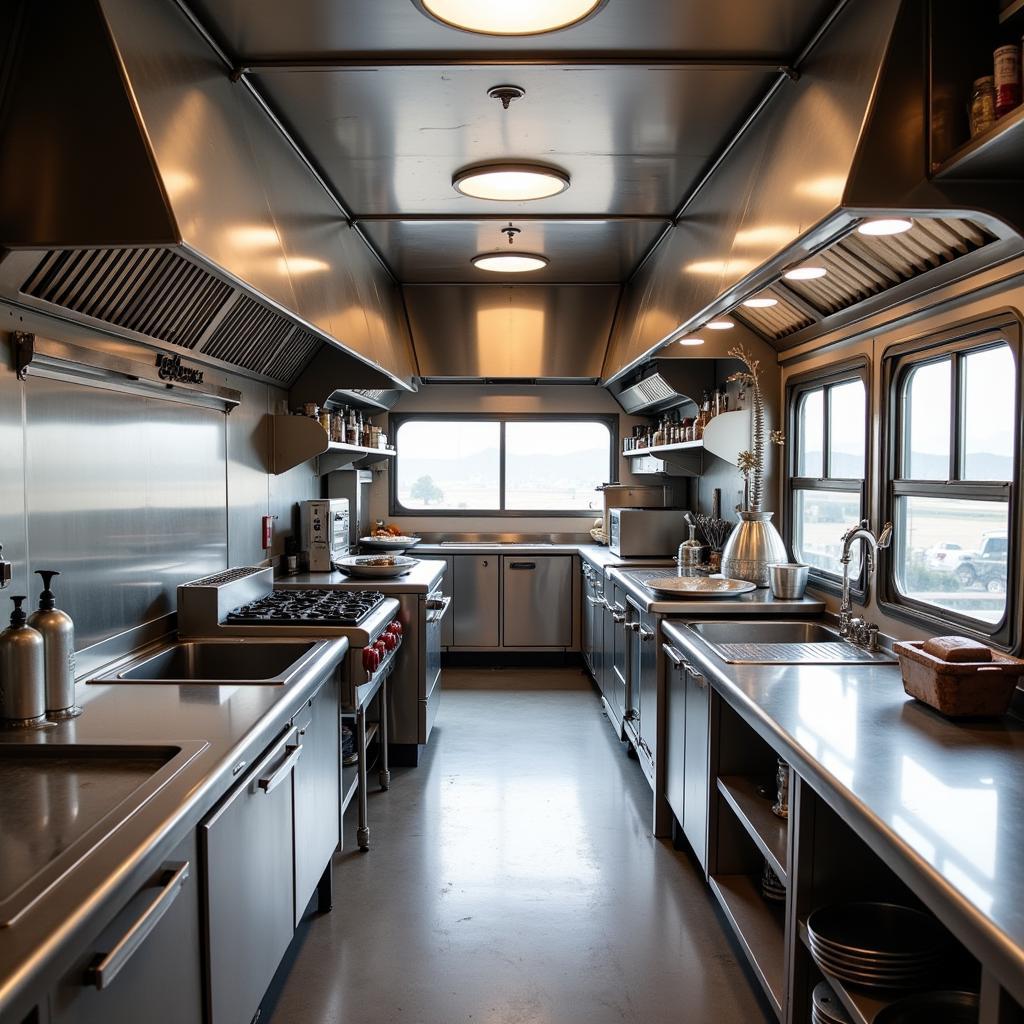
[{"left": 838, "top": 519, "right": 893, "bottom": 646}]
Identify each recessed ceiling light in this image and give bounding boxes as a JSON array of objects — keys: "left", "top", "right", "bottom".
[
  {"left": 785, "top": 266, "right": 828, "bottom": 281},
  {"left": 417, "top": 0, "right": 604, "bottom": 36},
  {"left": 453, "top": 163, "right": 570, "bottom": 202},
  {"left": 857, "top": 218, "right": 913, "bottom": 236},
  {"left": 472, "top": 252, "right": 548, "bottom": 273},
  {"left": 743, "top": 297, "right": 779, "bottom": 308},
  {"left": 706, "top": 320, "right": 735, "bottom": 330},
  {"left": 677, "top": 338, "right": 705, "bottom": 347}
]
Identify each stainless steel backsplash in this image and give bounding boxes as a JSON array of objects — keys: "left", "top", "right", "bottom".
[{"left": 0, "top": 314, "right": 318, "bottom": 671}]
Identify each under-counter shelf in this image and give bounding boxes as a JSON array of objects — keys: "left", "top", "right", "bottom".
[
  {"left": 709, "top": 873, "right": 786, "bottom": 1018},
  {"left": 271, "top": 414, "right": 395, "bottom": 474},
  {"left": 718, "top": 776, "right": 788, "bottom": 885}
]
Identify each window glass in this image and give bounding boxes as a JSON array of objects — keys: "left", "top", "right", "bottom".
[
  {"left": 828, "top": 379, "right": 866, "bottom": 477},
  {"left": 903, "top": 359, "right": 950, "bottom": 479},
  {"left": 894, "top": 495, "right": 1008, "bottom": 623},
  {"left": 504, "top": 421, "right": 609, "bottom": 511},
  {"left": 962, "top": 344, "right": 1014, "bottom": 481},
  {"left": 395, "top": 420, "right": 501, "bottom": 510},
  {"left": 793, "top": 490, "right": 864, "bottom": 577},
  {"left": 797, "top": 390, "right": 823, "bottom": 477}
]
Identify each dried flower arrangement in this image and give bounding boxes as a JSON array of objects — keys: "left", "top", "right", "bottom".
[{"left": 727, "top": 345, "right": 784, "bottom": 513}]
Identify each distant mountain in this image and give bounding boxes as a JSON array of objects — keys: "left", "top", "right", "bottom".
[
  {"left": 398, "top": 449, "right": 608, "bottom": 489},
  {"left": 803, "top": 449, "right": 1012, "bottom": 480}
]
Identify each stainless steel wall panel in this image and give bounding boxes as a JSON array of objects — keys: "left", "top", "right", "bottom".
[
  {"left": 226, "top": 375, "right": 271, "bottom": 568},
  {"left": 23, "top": 376, "right": 227, "bottom": 651},
  {"left": 403, "top": 285, "right": 618, "bottom": 379},
  {"left": 0, "top": 329, "right": 28, "bottom": 597}
]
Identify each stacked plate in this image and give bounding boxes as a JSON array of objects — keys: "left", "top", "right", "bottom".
[
  {"left": 873, "top": 991, "right": 979, "bottom": 1024},
  {"left": 807, "top": 903, "right": 947, "bottom": 990},
  {"left": 811, "top": 981, "right": 851, "bottom": 1024}
]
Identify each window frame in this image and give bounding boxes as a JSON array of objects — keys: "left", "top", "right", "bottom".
[
  {"left": 879, "top": 313, "right": 1022, "bottom": 648},
  {"left": 388, "top": 412, "right": 619, "bottom": 517},
  {"left": 785, "top": 358, "right": 871, "bottom": 599}
]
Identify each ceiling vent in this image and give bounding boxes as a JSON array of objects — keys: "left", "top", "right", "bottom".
[
  {"left": 733, "top": 288, "right": 815, "bottom": 342},
  {"left": 612, "top": 360, "right": 715, "bottom": 415}
]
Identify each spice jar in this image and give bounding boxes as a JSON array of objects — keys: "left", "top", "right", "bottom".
[
  {"left": 970, "top": 76, "right": 997, "bottom": 137},
  {"left": 994, "top": 45, "right": 1021, "bottom": 118}
]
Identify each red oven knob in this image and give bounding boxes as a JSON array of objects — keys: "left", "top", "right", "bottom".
[
  {"left": 374, "top": 639, "right": 387, "bottom": 657},
  {"left": 362, "top": 646, "right": 380, "bottom": 673},
  {"left": 388, "top": 621, "right": 403, "bottom": 636},
  {"left": 382, "top": 631, "right": 398, "bottom": 651}
]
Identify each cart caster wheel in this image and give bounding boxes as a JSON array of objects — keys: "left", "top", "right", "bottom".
[
  {"left": 379, "top": 770, "right": 391, "bottom": 791},
  {"left": 357, "top": 827, "right": 370, "bottom": 851}
]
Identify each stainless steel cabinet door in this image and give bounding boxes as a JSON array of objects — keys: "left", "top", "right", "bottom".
[
  {"left": 453, "top": 556, "right": 499, "bottom": 647},
  {"left": 683, "top": 664, "right": 711, "bottom": 871},
  {"left": 439, "top": 556, "right": 454, "bottom": 647},
  {"left": 637, "top": 612, "right": 658, "bottom": 764},
  {"left": 50, "top": 833, "right": 201, "bottom": 1024},
  {"left": 293, "top": 675, "right": 340, "bottom": 926},
  {"left": 664, "top": 655, "right": 686, "bottom": 827},
  {"left": 501, "top": 556, "right": 572, "bottom": 647},
  {"left": 202, "top": 727, "right": 300, "bottom": 1024},
  {"left": 581, "top": 569, "right": 595, "bottom": 671}
]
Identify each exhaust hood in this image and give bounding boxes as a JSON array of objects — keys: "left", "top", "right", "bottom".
[
  {"left": 0, "top": 0, "right": 417, "bottom": 392},
  {"left": 603, "top": 0, "right": 1024, "bottom": 383},
  {"left": 610, "top": 359, "right": 715, "bottom": 415}
]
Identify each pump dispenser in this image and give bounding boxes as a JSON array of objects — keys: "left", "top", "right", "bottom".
[
  {"left": 28, "top": 571, "right": 78, "bottom": 718},
  {"left": 0, "top": 596, "right": 46, "bottom": 725}
]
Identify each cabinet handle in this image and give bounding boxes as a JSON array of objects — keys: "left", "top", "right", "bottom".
[
  {"left": 612, "top": 612, "right": 626, "bottom": 623},
  {"left": 625, "top": 621, "right": 640, "bottom": 632},
  {"left": 258, "top": 743, "right": 303, "bottom": 794},
  {"left": 509, "top": 562, "right": 536, "bottom": 570},
  {"left": 85, "top": 862, "right": 191, "bottom": 990},
  {"left": 661, "top": 643, "right": 685, "bottom": 667},
  {"left": 586, "top": 595, "right": 603, "bottom": 606},
  {"left": 639, "top": 627, "right": 655, "bottom": 643}
]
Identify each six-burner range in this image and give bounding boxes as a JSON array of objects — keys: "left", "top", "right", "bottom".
[{"left": 225, "top": 590, "right": 387, "bottom": 627}]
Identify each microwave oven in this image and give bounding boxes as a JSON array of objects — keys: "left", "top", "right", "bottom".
[
  {"left": 608, "top": 508, "right": 688, "bottom": 557},
  {"left": 300, "top": 499, "right": 350, "bottom": 571}
]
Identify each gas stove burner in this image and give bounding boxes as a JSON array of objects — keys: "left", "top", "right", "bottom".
[{"left": 225, "top": 589, "right": 387, "bottom": 627}]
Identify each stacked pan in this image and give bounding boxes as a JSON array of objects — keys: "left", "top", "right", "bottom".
[
  {"left": 807, "top": 903, "right": 947, "bottom": 989},
  {"left": 812, "top": 982, "right": 852, "bottom": 1024}
]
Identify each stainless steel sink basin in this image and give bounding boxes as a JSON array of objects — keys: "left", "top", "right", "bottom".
[
  {"left": 688, "top": 620, "right": 897, "bottom": 664},
  {"left": 91, "top": 639, "right": 320, "bottom": 685},
  {"left": 0, "top": 740, "right": 207, "bottom": 925}
]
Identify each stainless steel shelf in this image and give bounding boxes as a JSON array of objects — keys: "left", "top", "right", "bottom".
[
  {"left": 718, "top": 775, "right": 789, "bottom": 885},
  {"left": 271, "top": 414, "right": 395, "bottom": 474}
]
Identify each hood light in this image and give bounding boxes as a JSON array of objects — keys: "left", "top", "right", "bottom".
[
  {"left": 677, "top": 338, "right": 705, "bottom": 347},
  {"left": 453, "top": 163, "right": 570, "bottom": 202},
  {"left": 785, "top": 266, "right": 828, "bottom": 281},
  {"left": 706, "top": 320, "right": 735, "bottom": 330},
  {"left": 857, "top": 217, "right": 913, "bottom": 236},
  {"left": 743, "top": 297, "right": 778, "bottom": 308},
  {"left": 418, "top": 0, "right": 603, "bottom": 35},
  {"left": 472, "top": 252, "right": 548, "bottom": 273}
]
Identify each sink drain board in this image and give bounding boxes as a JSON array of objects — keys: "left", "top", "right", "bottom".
[{"left": 711, "top": 641, "right": 892, "bottom": 664}]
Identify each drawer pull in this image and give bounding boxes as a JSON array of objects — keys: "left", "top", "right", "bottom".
[
  {"left": 258, "top": 743, "right": 303, "bottom": 794},
  {"left": 509, "top": 562, "right": 536, "bottom": 570},
  {"left": 85, "top": 862, "right": 190, "bottom": 990},
  {"left": 661, "top": 643, "right": 685, "bottom": 668}
]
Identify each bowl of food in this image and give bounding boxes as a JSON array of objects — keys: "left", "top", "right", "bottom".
[
  {"left": 360, "top": 524, "right": 421, "bottom": 553},
  {"left": 336, "top": 554, "right": 419, "bottom": 578}
]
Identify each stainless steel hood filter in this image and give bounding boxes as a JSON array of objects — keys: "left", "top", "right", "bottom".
[
  {"left": 0, "top": 0, "right": 416, "bottom": 392},
  {"left": 604, "top": 0, "right": 1024, "bottom": 381}
]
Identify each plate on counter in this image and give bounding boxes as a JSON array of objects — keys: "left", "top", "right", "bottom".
[
  {"left": 644, "top": 575, "right": 757, "bottom": 598},
  {"left": 336, "top": 554, "right": 419, "bottom": 578},
  {"left": 359, "top": 535, "right": 421, "bottom": 552}
]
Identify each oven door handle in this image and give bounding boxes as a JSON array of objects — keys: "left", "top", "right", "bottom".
[{"left": 426, "top": 595, "right": 452, "bottom": 623}]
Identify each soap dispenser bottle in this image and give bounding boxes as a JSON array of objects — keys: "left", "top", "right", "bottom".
[
  {"left": 0, "top": 596, "right": 46, "bottom": 726},
  {"left": 28, "top": 570, "right": 78, "bottom": 719}
]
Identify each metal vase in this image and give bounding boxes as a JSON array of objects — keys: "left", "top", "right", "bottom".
[{"left": 720, "top": 511, "right": 788, "bottom": 588}]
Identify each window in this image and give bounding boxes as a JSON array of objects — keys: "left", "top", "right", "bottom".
[
  {"left": 885, "top": 321, "right": 1019, "bottom": 639},
  {"left": 787, "top": 365, "right": 869, "bottom": 587},
  {"left": 391, "top": 414, "right": 615, "bottom": 515}
]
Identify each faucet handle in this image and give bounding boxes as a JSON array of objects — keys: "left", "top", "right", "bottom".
[{"left": 877, "top": 522, "right": 894, "bottom": 549}]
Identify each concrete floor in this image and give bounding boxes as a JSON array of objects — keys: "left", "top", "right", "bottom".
[{"left": 264, "top": 667, "right": 773, "bottom": 1024}]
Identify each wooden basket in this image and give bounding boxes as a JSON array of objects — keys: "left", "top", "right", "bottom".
[{"left": 894, "top": 640, "right": 1024, "bottom": 718}]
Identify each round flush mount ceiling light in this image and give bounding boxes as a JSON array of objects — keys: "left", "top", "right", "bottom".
[
  {"left": 453, "top": 163, "right": 570, "bottom": 202},
  {"left": 857, "top": 217, "right": 913, "bottom": 236},
  {"left": 706, "top": 320, "right": 735, "bottom": 330},
  {"left": 472, "top": 252, "right": 548, "bottom": 273},
  {"left": 417, "top": 0, "right": 605, "bottom": 36},
  {"left": 785, "top": 266, "right": 828, "bottom": 281},
  {"left": 677, "top": 337, "right": 705, "bottom": 347},
  {"left": 743, "top": 297, "right": 778, "bottom": 308}
]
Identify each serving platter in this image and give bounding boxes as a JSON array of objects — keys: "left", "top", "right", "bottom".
[
  {"left": 359, "top": 535, "right": 421, "bottom": 552},
  {"left": 336, "top": 554, "right": 419, "bottom": 578},
  {"left": 644, "top": 575, "right": 756, "bottom": 598}
]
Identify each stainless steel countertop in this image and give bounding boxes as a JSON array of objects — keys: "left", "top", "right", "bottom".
[
  {"left": 416, "top": 543, "right": 581, "bottom": 555},
  {"left": 0, "top": 636, "right": 349, "bottom": 1017},
  {"left": 662, "top": 619, "right": 1024, "bottom": 1004},
  {"left": 609, "top": 567, "right": 827, "bottom": 615},
  {"left": 276, "top": 558, "right": 447, "bottom": 594}
]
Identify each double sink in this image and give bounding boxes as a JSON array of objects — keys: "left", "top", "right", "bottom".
[
  {"left": 1, "top": 638, "right": 330, "bottom": 928},
  {"left": 686, "top": 620, "right": 897, "bottom": 665}
]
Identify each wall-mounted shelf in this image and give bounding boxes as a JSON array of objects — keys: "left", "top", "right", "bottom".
[
  {"left": 271, "top": 414, "right": 395, "bottom": 474},
  {"left": 934, "top": 102, "right": 1024, "bottom": 181},
  {"left": 624, "top": 409, "right": 751, "bottom": 478},
  {"left": 622, "top": 439, "right": 703, "bottom": 458}
]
